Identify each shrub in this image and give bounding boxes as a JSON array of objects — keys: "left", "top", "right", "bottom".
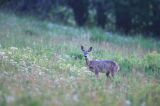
[
  {"left": 144, "top": 51, "right": 160, "bottom": 75},
  {"left": 116, "top": 55, "right": 142, "bottom": 74}
]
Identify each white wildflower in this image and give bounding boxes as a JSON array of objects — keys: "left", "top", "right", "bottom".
[
  {"left": 10, "top": 61, "right": 17, "bottom": 65},
  {"left": 125, "top": 100, "right": 131, "bottom": 106},
  {"left": 45, "top": 68, "right": 49, "bottom": 71},
  {"left": 3, "top": 56, "right": 8, "bottom": 60},
  {"left": 23, "top": 67, "right": 28, "bottom": 72},
  {"left": 38, "top": 71, "right": 44, "bottom": 76},
  {"left": 0, "top": 51, "right": 5, "bottom": 56},
  {"left": 81, "top": 67, "right": 88, "bottom": 71},
  {"left": 19, "top": 61, "right": 26, "bottom": 67},
  {"left": 6, "top": 96, "right": 14, "bottom": 103},
  {"left": 64, "top": 54, "right": 70, "bottom": 59},
  {"left": 8, "top": 51, "right": 12, "bottom": 55},
  {"left": 69, "top": 76, "right": 75, "bottom": 81},
  {"left": 10, "top": 47, "right": 18, "bottom": 51},
  {"left": 72, "top": 93, "right": 79, "bottom": 102},
  {"left": 54, "top": 79, "right": 60, "bottom": 86},
  {"left": 10, "top": 59, "right": 14, "bottom": 62},
  {"left": 10, "top": 59, "right": 17, "bottom": 65},
  {"left": 59, "top": 77, "right": 65, "bottom": 81}
]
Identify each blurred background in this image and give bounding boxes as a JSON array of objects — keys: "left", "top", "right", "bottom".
[{"left": 0, "top": 0, "right": 160, "bottom": 36}]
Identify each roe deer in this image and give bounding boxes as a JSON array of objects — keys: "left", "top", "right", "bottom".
[{"left": 81, "top": 46, "right": 119, "bottom": 78}]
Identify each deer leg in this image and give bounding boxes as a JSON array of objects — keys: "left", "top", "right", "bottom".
[
  {"left": 106, "top": 72, "right": 110, "bottom": 77},
  {"left": 111, "top": 71, "right": 115, "bottom": 78},
  {"left": 106, "top": 72, "right": 111, "bottom": 80},
  {"left": 95, "top": 70, "right": 99, "bottom": 78}
]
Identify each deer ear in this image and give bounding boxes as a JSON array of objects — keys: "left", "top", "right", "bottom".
[
  {"left": 88, "top": 47, "right": 92, "bottom": 52},
  {"left": 81, "top": 45, "right": 84, "bottom": 51}
]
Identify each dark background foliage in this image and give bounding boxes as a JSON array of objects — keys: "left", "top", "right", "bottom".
[{"left": 0, "top": 0, "right": 160, "bottom": 37}]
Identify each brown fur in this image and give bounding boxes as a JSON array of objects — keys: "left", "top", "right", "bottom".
[{"left": 81, "top": 46, "right": 119, "bottom": 78}]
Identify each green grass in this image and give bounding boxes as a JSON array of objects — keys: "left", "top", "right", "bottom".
[{"left": 0, "top": 11, "right": 160, "bottom": 106}]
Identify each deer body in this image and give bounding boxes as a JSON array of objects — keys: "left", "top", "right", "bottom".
[{"left": 81, "top": 46, "right": 119, "bottom": 78}]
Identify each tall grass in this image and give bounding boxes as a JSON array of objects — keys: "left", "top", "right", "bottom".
[{"left": 0, "top": 11, "right": 160, "bottom": 106}]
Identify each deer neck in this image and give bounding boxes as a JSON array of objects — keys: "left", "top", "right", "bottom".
[{"left": 85, "top": 57, "right": 90, "bottom": 66}]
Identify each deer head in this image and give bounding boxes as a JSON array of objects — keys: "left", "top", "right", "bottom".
[{"left": 81, "top": 46, "right": 92, "bottom": 58}]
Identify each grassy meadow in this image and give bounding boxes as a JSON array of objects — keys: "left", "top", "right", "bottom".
[{"left": 0, "top": 12, "right": 160, "bottom": 106}]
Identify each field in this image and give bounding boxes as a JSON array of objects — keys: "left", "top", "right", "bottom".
[{"left": 0, "top": 12, "right": 160, "bottom": 106}]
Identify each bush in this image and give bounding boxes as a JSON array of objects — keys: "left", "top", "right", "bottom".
[
  {"left": 117, "top": 55, "right": 142, "bottom": 74},
  {"left": 144, "top": 51, "right": 160, "bottom": 75}
]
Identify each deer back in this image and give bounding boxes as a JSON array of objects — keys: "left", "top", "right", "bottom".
[{"left": 88, "top": 60, "right": 119, "bottom": 74}]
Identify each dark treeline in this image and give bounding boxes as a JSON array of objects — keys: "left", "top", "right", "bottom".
[{"left": 0, "top": 0, "right": 160, "bottom": 37}]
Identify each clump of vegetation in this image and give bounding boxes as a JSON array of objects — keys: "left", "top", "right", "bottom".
[{"left": 144, "top": 51, "right": 160, "bottom": 76}]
